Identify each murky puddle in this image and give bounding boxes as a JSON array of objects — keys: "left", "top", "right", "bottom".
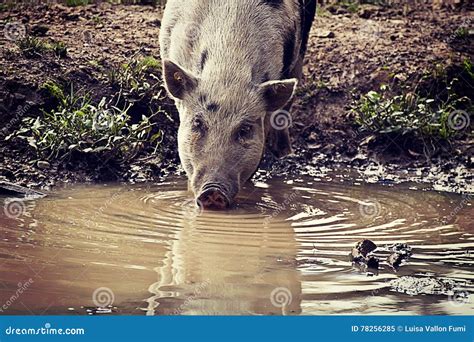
[{"left": 0, "top": 177, "right": 472, "bottom": 315}]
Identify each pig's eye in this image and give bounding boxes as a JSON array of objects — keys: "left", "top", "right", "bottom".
[
  {"left": 237, "top": 123, "right": 253, "bottom": 142},
  {"left": 192, "top": 117, "right": 206, "bottom": 133}
]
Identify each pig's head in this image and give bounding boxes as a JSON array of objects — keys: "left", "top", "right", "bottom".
[{"left": 163, "top": 59, "right": 297, "bottom": 210}]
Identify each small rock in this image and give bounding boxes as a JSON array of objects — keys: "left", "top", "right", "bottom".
[
  {"left": 389, "top": 276, "right": 468, "bottom": 297},
  {"left": 37, "top": 161, "right": 50, "bottom": 170},
  {"left": 356, "top": 239, "right": 377, "bottom": 257},
  {"left": 306, "top": 131, "right": 319, "bottom": 143},
  {"left": 367, "top": 256, "right": 379, "bottom": 270},
  {"left": 148, "top": 19, "right": 161, "bottom": 27},
  {"left": 358, "top": 8, "right": 373, "bottom": 19},
  {"left": 65, "top": 13, "right": 80, "bottom": 21},
  {"left": 387, "top": 253, "right": 404, "bottom": 268},
  {"left": 349, "top": 248, "right": 365, "bottom": 263},
  {"left": 349, "top": 239, "right": 378, "bottom": 269},
  {"left": 14, "top": 93, "right": 26, "bottom": 101},
  {"left": 390, "top": 243, "right": 412, "bottom": 256},
  {"left": 387, "top": 243, "right": 412, "bottom": 269},
  {"left": 335, "top": 8, "right": 348, "bottom": 15},
  {"left": 321, "top": 143, "right": 336, "bottom": 155},
  {"left": 316, "top": 30, "right": 335, "bottom": 39},
  {"left": 0, "top": 181, "right": 46, "bottom": 198},
  {"left": 393, "top": 73, "right": 408, "bottom": 82}
]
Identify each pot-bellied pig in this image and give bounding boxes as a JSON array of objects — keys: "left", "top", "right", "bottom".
[{"left": 160, "top": 0, "right": 316, "bottom": 210}]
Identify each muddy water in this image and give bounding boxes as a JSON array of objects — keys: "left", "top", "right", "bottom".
[{"left": 0, "top": 177, "right": 473, "bottom": 315}]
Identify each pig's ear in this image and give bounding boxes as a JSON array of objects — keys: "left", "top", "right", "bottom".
[
  {"left": 259, "top": 79, "right": 298, "bottom": 112},
  {"left": 163, "top": 59, "right": 198, "bottom": 100}
]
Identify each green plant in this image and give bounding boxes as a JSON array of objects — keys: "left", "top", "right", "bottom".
[
  {"left": 361, "top": 0, "right": 392, "bottom": 6},
  {"left": 463, "top": 58, "right": 474, "bottom": 79},
  {"left": 17, "top": 37, "right": 67, "bottom": 58},
  {"left": 65, "top": 0, "right": 90, "bottom": 6},
  {"left": 8, "top": 84, "right": 162, "bottom": 162},
  {"left": 345, "top": 1, "right": 359, "bottom": 13},
  {"left": 91, "top": 15, "right": 103, "bottom": 24},
  {"left": 108, "top": 55, "right": 162, "bottom": 99},
  {"left": 454, "top": 27, "right": 469, "bottom": 39},
  {"left": 316, "top": 6, "right": 330, "bottom": 17},
  {"left": 51, "top": 41, "right": 68, "bottom": 58},
  {"left": 352, "top": 81, "right": 472, "bottom": 144},
  {"left": 16, "top": 36, "right": 48, "bottom": 57},
  {"left": 40, "top": 81, "right": 88, "bottom": 111}
]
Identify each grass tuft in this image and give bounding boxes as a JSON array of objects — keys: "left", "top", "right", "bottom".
[
  {"left": 8, "top": 82, "right": 162, "bottom": 162},
  {"left": 107, "top": 55, "right": 162, "bottom": 100},
  {"left": 65, "top": 0, "right": 91, "bottom": 7},
  {"left": 352, "top": 79, "right": 472, "bottom": 147},
  {"left": 17, "top": 36, "right": 67, "bottom": 58}
]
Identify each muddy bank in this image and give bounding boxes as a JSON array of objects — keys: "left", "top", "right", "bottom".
[{"left": 0, "top": 2, "right": 472, "bottom": 192}]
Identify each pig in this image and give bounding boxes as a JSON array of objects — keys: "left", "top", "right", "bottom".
[{"left": 160, "top": 0, "right": 316, "bottom": 210}]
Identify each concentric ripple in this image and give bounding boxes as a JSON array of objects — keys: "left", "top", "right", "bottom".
[{"left": 0, "top": 177, "right": 472, "bottom": 315}]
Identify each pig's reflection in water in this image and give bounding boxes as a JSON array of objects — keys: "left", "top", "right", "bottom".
[{"left": 146, "top": 192, "right": 302, "bottom": 315}]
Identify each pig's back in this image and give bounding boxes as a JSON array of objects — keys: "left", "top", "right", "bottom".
[{"left": 159, "top": 0, "right": 309, "bottom": 82}]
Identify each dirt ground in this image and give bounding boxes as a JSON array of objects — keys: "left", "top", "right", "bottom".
[{"left": 0, "top": 2, "right": 472, "bottom": 191}]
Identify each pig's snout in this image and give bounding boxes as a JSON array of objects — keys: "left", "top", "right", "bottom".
[{"left": 196, "top": 185, "right": 230, "bottom": 210}]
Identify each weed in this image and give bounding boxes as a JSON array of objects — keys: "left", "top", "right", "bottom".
[
  {"left": 454, "top": 27, "right": 469, "bottom": 39},
  {"left": 107, "top": 55, "right": 162, "bottom": 100},
  {"left": 8, "top": 83, "right": 163, "bottom": 163},
  {"left": 362, "top": 0, "right": 393, "bottom": 6},
  {"left": 463, "top": 58, "right": 474, "bottom": 79},
  {"left": 91, "top": 15, "right": 103, "bottom": 24},
  {"left": 316, "top": 6, "right": 330, "bottom": 17},
  {"left": 16, "top": 36, "right": 48, "bottom": 58},
  {"left": 352, "top": 80, "right": 472, "bottom": 146},
  {"left": 16, "top": 36, "right": 67, "bottom": 58},
  {"left": 51, "top": 41, "right": 68, "bottom": 58},
  {"left": 65, "top": 0, "right": 90, "bottom": 7},
  {"left": 345, "top": 1, "right": 359, "bottom": 13}
]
